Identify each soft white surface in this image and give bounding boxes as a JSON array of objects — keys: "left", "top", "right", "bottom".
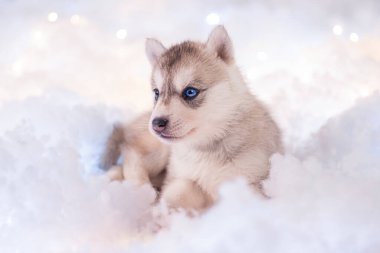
[{"left": 0, "top": 0, "right": 380, "bottom": 252}]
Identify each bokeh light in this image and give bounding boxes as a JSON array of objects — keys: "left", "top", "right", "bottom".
[
  {"left": 47, "top": 12, "right": 58, "bottom": 23},
  {"left": 116, "top": 29, "right": 128, "bottom": 40},
  {"left": 350, "top": 32, "right": 359, "bottom": 42},
  {"left": 333, "top": 25, "right": 343, "bottom": 35},
  {"left": 206, "top": 12, "right": 220, "bottom": 25}
]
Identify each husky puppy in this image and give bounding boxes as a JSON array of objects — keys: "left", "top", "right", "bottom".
[
  {"left": 100, "top": 112, "right": 169, "bottom": 191},
  {"left": 145, "top": 25, "right": 283, "bottom": 211}
]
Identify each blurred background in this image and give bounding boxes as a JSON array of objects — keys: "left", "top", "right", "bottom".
[
  {"left": 1, "top": 1, "right": 380, "bottom": 252},
  {"left": 1, "top": 0, "right": 380, "bottom": 149}
]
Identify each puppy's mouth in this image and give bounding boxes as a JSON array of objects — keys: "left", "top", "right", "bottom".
[
  {"left": 159, "top": 133, "right": 180, "bottom": 140},
  {"left": 158, "top": 128, "right": 195, "bottom": 141}
]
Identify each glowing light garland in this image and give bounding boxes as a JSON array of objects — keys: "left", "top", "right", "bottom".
[{"left": 9, "top": 12, "right": 362, "bottom": 80}]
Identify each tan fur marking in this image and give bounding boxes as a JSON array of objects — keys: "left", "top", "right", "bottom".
[{"left": 100, "top": 124, "right": 125, "bottom": 170}]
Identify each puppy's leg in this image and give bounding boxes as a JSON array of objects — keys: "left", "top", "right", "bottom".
[
  {"left": 107, "top": 165, "right": 124, "bottom": 181},
  {"left": 122, "top": 147, "right": 150, "bottom": 186},
  {"left": 161, "top": 179, "right": 212, "bottom": 211}
]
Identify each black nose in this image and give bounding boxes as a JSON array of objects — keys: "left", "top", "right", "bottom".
[{"left": 152, "top": 117, "right": 169, "bottom": 133}]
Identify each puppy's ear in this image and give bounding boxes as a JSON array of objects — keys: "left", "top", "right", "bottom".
[
  {"left": 145, "top": 38, "right": 166, "bottom": 66},
  {"left": 206, "top": 25, "right": 234, "bottom": 64}
]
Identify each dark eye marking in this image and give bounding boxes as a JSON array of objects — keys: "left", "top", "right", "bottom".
[
  {"left": 153, "top": 88, "right": 159, "bottom": 101},
  {"left": 182, "top": 87, "right": 200, "bottom": 101}
]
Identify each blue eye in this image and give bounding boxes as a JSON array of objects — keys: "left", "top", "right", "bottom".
[
  {"left": 153, "top": 88, "right": 159, "bottom": 101},
  {"left": 182, "top": 87, "right": 199, "bottom": 100}
]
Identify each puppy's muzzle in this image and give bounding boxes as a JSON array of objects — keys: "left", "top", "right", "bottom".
[{"left": 152, "top": 117, "right": 169, "bottom": 133}]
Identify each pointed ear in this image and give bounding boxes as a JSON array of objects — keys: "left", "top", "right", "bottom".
[
  {"left": 206, "top": 25, "right": 234, "bottom": 64},
  {"left": 145, "top": 38, "right": 166, "bottom": 66}
]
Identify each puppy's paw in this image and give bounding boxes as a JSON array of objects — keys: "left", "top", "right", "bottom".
[
  {"left": 148, "top": 201, "right": 171, "bottom": 233},
  {"left": 106, "top": 165, "right": 124, "bottom": 181}
]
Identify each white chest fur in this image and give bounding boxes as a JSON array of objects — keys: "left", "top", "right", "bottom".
[{"left": 168, "top": 141, "right": 269, "bottom": 200}]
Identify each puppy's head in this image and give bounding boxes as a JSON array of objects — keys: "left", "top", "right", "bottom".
[{"left": 145, "top": 26, "right": 243, "bottom": 145}]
